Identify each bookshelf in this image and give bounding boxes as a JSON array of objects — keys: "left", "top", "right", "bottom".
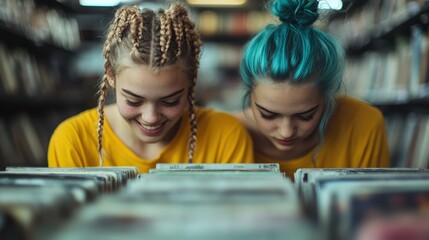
[
  {"left": 0, "top": 0, "right": 88, "bottom": 170},
  {"left": 326, "top": 0, "right": 429, "bottom": 168},
  {"left": 195, "top": 8, "right": 275, "bottom": 111}
]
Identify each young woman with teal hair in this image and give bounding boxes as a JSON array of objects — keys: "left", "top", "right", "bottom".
[{"left": 235, "top": 0, "right": 390, "bottom": 180}]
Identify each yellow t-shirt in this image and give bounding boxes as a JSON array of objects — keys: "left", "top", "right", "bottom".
[
  {"left": 48, "top": 107, "right": 254, "bottom": 173},
  {"left": 256, "top": 96, "right": 390, "bottom": 180}
]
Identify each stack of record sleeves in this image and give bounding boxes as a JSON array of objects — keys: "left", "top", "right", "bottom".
[
  {"left": 3, "top": 164, "right": 429, "bottom": 240},
  {"left": 294, "top": 168, "right": 429, "bottom": 240},
  {"left": 0, "top": 166, "right": 139, "bottom": 240},
  {"left": 47, "top": 163, "right": 317, "bottom": 240}
]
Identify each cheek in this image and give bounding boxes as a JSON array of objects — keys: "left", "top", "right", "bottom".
[
  {"left": 117, "top": 102, "right": 138, "bottom": 119},
  {"left": 297, "top": 120, "right": 319, "bottom": 135},
  {"left": 297, "top": 114, "right": 323, "bottom": 135},
  {"left": 162, "top": 105, "right": 186, "bottom": 119},
  {"left": 255, "top": 118, "right": 276, "bottom": 133},
  {"left": 164, "top": 97, "right": 189, "bottom": 119},
  {"left": 115, "top": 93, "right": 135, "bottom": 119}
]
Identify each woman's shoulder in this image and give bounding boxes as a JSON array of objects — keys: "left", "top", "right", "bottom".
[
  {"left": 194, "top": 107, "right": 250, "bottom": 133},
  {"left": 55, "top": 107, "right": 99, "bottom": 132},
  {"left": 332, "top": 95, "right": 385, "bottom": 130},
  {"left": 231, "top": 108, "right": 256, "bottom": 129},
  {"left": 232, "top": 108, "right": 263, "bottom": 139},
  {"left": 335, "top": 95, "right": 383, "bottom": 119},
  {"left": 197, "top": 107, "right": 241, "bottom": 123}
]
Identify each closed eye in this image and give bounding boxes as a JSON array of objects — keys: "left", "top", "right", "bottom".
[
  {"left": 121, "top": 88, "right": 184, "bottom": 107},
  {"left": 126, "top": 99, "right": 142, "bottom": 107},
  {"left": 162, "top": 99, "right": 180, "bottom": 107},
  {"left": 255, "top": 102, "right": 319, "bottom": 122},
  {"left": 259, "top": 111, "right": 277, "bottom": 120},
  {"left": 295, "top": 106, "right": 318, "bottom": 121},
  {"left": 297, "top": 114, "right": 314, "bottom": 121}
]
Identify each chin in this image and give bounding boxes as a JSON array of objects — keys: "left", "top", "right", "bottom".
[
  {"left": 269, "top": 140, "right": 294, "bottom": 151},
  {"left": 136, "top": 128, "right": 167, "bottom": 142},
  {"left": 274, "top": 144, "right": 295, "bottom": 152},
  {"left": 139, "top": 137, "right": 164, "bottom": 144}
]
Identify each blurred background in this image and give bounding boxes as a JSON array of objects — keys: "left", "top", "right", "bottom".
[{"left": 0, "top": 0, "right": 428, "bottom": 169}]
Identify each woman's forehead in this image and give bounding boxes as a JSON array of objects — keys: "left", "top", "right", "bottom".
[{"left": 252, "top": 82, "right": 322, "bottom": 111}]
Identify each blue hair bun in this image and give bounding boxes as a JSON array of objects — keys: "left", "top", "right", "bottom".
[{"left": 270, "top": 0, "right": 319, "bottom": 27}]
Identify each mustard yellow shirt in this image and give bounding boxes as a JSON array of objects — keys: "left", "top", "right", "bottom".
[
  {"left": 256, "top": 96, "right": 390, "bottom": 180},
  {"left": 48, "top": 107, "right": 253, "bottom": 173}
]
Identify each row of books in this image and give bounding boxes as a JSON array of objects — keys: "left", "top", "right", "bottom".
[
  {"left": 327, "top": 0, "right": 427, "bottom": 50},
  {"left": 342, "top": 27, "right": 429, "bottom": 103},
  {"left": 201, "top": 43, "right": 244, "bottom": 70},
  {"left": 196, "top": 10, "right": 275, "bottom": 37},
  {"left": 0, "top": 112, "right": 77, "bottom": 170},
  {"left": 196, "top": 43, "right": 245, "bottom": 111},
  {"left": 0, "top": 0, "right": 80, "bottom": 50},
  {"left": 0, "top": 41, "right": 62, "bottom": 96},
  {"left": 384, "top": 112, "right": 429, "bottom": 168},
  {"left": 1, "top": 164, "right": 429, "bottom": 240}
]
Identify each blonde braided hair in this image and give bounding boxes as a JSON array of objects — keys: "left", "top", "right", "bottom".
[{"left": 97, "top": 3, "right": 202, "bottom": 166}]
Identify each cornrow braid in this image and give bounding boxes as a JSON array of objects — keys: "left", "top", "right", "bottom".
[
  {"left": 114, "top": 7, "right": 131, "bottom": 41},
  {"left": 167, "top": 5, "right": 185, "bottom": 57},
  {"left": 97, "top": 2, "right": 202, "bottom": 165},
  {"left": 97, "top": 6, "right": 134, "bottom": 166},
  {"left": 187, "top": 79, "right": 197, "bottom": 163},
  {"left": 97, "top": 13, "right": 117, "bottom": 166},
  {"left": 129, "top": 10, "right": 144, "bottom": 54},
  {"left": 159, "top": 11, "right": 173, "bottom": 64},
  {"left": 96, "top": 76, "right": 108, "bottom": 166},
  {"left": 186, "top": 18, "right": 202, "bottom": 163}
]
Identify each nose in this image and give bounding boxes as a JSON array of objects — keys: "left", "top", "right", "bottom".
[
  {"left": 140, "top": 104, "right": 162, "bottom": 124},
  {"left": 278, "top": 117, "right": 296, "bottom": 139}
]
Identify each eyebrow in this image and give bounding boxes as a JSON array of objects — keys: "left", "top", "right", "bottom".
[
  {"left": 121, "top": 88, "right": 185, "bottom": 100},
  {"left": 255, "top": 102, "right": 319, "bottom": 115}
]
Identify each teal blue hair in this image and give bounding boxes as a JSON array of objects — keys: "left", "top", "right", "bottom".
[{"left": 240, "top": 0, "right": 345, "bottom": 141}]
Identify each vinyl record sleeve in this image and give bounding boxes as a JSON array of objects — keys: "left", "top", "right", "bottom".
[
  {"left": 49, "top": 179, "right": 310, "bottom": 240},
  {"left": 126, "top": 173, "right": 297, "bottom": 205},
  {"left": 315, "top": 176, "right": 429, "bottom": 240},
  {"left": 0, "top": 186, "right": 79, "bottom": 240},
  {"left": 154, "top": 163, "right": 281, "bottom": 172},
  {"left": 354, "top": 212, "right": 429, "bottom": 240},
  {"left": 0, "top": 173, "right": 99, "bottom": 203},
  {"left": 0, "top": 171, "right": 113, "bottom": 193},
  {"left": 6, "top": 166, "right": 139, "bottom": 189},
  {"left": 294, "top": 168, "right": 429, "bottom": 214}
]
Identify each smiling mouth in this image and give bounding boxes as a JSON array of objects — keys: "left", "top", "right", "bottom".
[
  {"left": 141, "top": 124, "right": 163, "bottom": 130},
  {"left": 136, "top": 121, "right": 166, "bottom": 135}
]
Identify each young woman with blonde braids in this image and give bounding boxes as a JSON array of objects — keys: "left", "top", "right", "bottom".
[{"left": 48, "top": 3, "right": 253, "bottom": 172}]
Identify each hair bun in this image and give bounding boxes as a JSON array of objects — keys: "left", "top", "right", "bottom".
[{"left": 270, "top": 0, "right": 319, "bottom": 27}]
